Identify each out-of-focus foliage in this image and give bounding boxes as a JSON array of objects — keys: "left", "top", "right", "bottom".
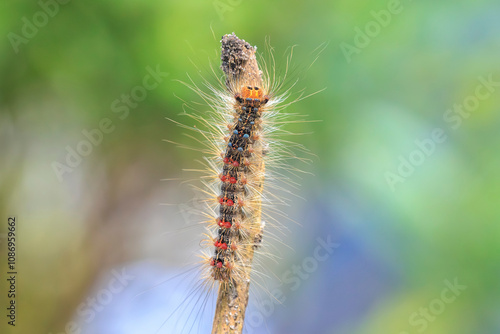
[{"left": 1, "top": 1, "right": 499, "bottom": 334}]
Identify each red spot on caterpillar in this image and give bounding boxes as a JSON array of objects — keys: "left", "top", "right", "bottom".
[
  {"left": 210, "top": 258, "right": 215, "bottom": 266},
  {"left": 229, "top": 177, "right": 237, "bottom": 184},
  {"left": 218, "top": 197, "right": 235, "bottom": 207},
  {"left": 216, "top": 261, "right": 223, "bottom": 269},
  {"left": 223, "top": 157, "right": 230, "bottom": 164},
  {"left": 214, "top": 241, "right": 228, "bottom": 250},
  {"left": 231, "top": 243, "right": 238, "bottom": 251},
  {"left": 232, "top": 161, "right": 240, "bottom": 167},
  {"left": 225, "top": 262, "right": 233, "bottom": 269},
  {"left": 221, "top": 174, "right": 227, "bottom": 182},
  {"left": 219, "top": 220, "right": 231, "bottom": 228},
  {"left": 238, "top": 199, "right": 244, "bottom": 207}
]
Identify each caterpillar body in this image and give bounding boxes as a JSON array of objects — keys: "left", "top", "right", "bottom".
[
  {"left": 162, "top": 32, "right": 320, "bottom": 334},
  {"left": 210, "top": 84, "right": 268, "bottom": 281}
]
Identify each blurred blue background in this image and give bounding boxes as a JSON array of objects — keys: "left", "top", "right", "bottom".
[{"left": 1, "top": 1, "right": 500, "bottom": 334}]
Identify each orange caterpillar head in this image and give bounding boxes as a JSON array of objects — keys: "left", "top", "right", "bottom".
[
  {"left": 241, "top": 86, "right": 263, "bottom": 99},
  {"left": 235, "top": 86, "right": 269, "bottom": 105}
]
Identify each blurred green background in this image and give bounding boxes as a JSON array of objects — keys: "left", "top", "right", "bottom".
[{"left": 1, "top": 0, "right": 499, "bottom": 334}]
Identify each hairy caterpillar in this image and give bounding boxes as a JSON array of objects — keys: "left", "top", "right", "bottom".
[{"left": 161, "top": 33, "right": 321, "bottom": 334}]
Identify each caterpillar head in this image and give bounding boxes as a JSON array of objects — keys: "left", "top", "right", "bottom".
[{"left": 235, "top": 86, "right": 269, "bottom": 105}]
